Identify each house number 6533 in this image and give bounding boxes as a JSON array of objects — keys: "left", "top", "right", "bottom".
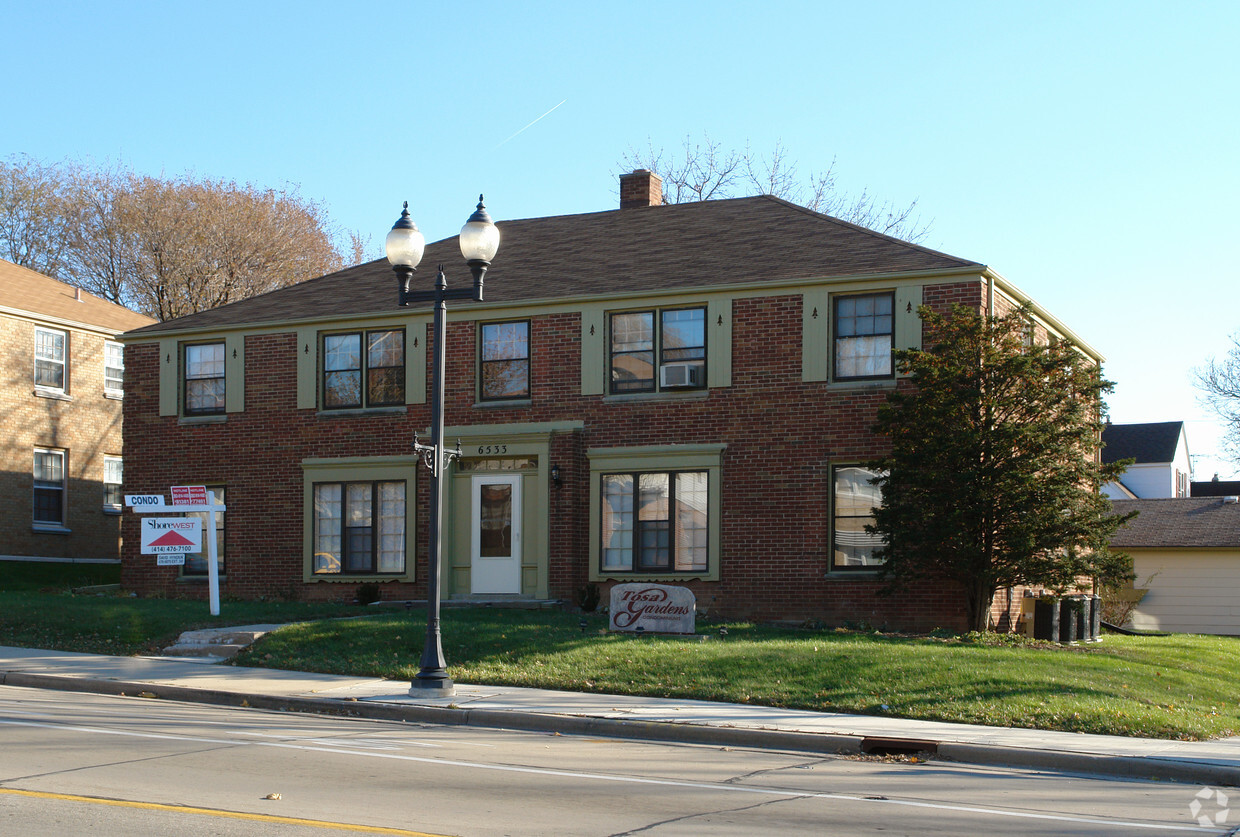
[{"left": 477, "top": 444, "right": 508, "bottom": 455}]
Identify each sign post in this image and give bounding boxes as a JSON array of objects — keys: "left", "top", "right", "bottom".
[{"left": 127, "top": 486, "right": 226, "bottom": 616}]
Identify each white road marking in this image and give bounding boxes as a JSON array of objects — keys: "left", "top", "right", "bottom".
[{"left": 0, "top": 714, "right": 1210, "bottom": 833}]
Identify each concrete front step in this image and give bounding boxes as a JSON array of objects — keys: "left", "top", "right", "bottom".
[
  {"left": 161, "top": 623, "right": 283, "bottom": 660},
  {"left": 161, "top": 643, "right": 247, "bottom": 659}
]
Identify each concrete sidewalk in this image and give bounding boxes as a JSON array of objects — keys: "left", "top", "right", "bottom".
[{"left": 2, "top": 644, "right": 1238, "bottom": 787}]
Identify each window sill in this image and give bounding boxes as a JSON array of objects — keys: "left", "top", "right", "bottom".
[
  {"left": 102, "top": 506, "right": 123, "bottom": 516},
  {"left": 178, "top": 574, "right": 226, "bottom": 583},
  {"left": 603, "top": 388, "right": 710, "bottom": 404},
  {"left": 32, "top": 524, "right": 72, "bottom": 535},
  {"left": 825, "top": 379, "right": 897, "bottom": 392},
  {"left": 179, "top": 414, "right": 228, "bottom": 425},
  {"left": 316, "top": 406, "right": 407, "bottom": 418},
  {"left": 34, "top": 388, "right": 72, "bottom": 401},
  {"left": 308, "top": 573, "right": 413, "bottom": 583},
  {"left": 104, "top": 390, "right": 124, "bottom": 400},
  {"left": 473, "top": 398, "right": 533, "bottom": 410},
  {"left": 825, "top": 569, "right": 885, "bottom": 579},
  {"left": 592, "top": 572, "right": 716, "bottom": 584}
]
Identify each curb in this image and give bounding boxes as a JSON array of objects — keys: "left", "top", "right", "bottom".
[{"left": 4, "top": 671, "right": 1238, "bottom": 787}]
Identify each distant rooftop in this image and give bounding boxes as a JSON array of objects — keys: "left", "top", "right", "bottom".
[
  {"left": 0, "top": 258, "right": 155, "bottom": 333},
  {"left": 1101, "top": 422, "right": 1186, "bottom": 466},
  {"left": 1110, "top": 497, "right": 1240, "bottom": 548}
]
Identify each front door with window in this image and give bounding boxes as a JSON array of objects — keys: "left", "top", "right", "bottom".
[{"left": 471, "top": 474, "right": 522, "bottom": 594}]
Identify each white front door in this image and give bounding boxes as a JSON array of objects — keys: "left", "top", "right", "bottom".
[{"left": 470, "top": 474, "right": 522, "bottom": 594}]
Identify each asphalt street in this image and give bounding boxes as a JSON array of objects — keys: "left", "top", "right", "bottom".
[{"left": 0, "top": 686, "right": 1231, "bottom": 836}]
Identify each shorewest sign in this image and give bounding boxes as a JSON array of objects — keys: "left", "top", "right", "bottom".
[
  {"left": 609, "top": 583, "right": 696, "bottom": 634},
  {"left": 140, "top": 517, "right": 202, "bottom": 564},
  {"left": 127, "top": 486, "right": 225, "bottom": 615}
]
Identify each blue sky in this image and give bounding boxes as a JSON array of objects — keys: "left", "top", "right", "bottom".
[{"left": 4, "top": 1, "right": 1237, "bottom": 478}]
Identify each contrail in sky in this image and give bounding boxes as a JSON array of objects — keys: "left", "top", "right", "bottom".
[{"left": 494, "top": 99, "right": 567, "bottom": 149}]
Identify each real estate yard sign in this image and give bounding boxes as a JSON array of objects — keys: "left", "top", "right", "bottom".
[
  {"left": 127, "top": 486, "right": 225, "bottom": 616},
  {"left": 140, "top": 517, "right": 202, "bottom": 564}
]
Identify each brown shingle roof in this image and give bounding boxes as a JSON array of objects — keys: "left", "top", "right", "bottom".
[
  {"left": 128, "top": 196, "right": 982, "bottom": 336},
  {"left": 1110, "top": 498, "right": 1240, "bottom": 548},
  {"left": 0, "top": 259, "right": 155, "bottom": 333}
]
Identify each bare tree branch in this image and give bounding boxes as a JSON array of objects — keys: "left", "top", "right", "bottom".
[
  {"left": 0, "top": 155, "right": 358, "bottom": 320},
  {"left": 1196, "top": 332, "right": 1240, "bottom": 463},
  {"left": 619, "top": 134, "right": 932, "bottom": 243}
]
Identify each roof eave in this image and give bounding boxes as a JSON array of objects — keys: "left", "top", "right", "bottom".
[{"left": 985, "top": 268, "right": 1104, "bottom": 362}]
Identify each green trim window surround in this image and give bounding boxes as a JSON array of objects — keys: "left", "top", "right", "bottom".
[
  {"left": 609, "top": 307, "right": 706, "bottom": 394},
  {"left": 589, "top": 444, "right": 723, "bottom": 583},
  {"left": 184, "top": 342, "right": 226, "bottom": 416},
  {"left": 831, "top": 465, "right": 885, "bottom": 571},
  {"left": 302, "top": 458, "right": 417, "bottom": 583},
  {"left": 323, "top": 329, "right": 405, "bottom": 409},
  {"left": 479, "top": 320, "right": 530, "bottom": 401}
]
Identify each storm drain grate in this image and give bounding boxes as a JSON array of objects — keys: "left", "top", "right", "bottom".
[{"left": 860, "top": 736, "right": 939, "bottom": 757}]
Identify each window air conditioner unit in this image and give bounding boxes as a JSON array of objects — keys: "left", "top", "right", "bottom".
[{"left": 660, "top": 363, "right": 702, "bottom": 388}]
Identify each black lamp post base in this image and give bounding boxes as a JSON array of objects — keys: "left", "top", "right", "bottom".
[{"left": 409, "top": 675, "right": 455, "bottom": 698}]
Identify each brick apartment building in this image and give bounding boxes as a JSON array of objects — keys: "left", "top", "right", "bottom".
[
  {"left": 0, "top": 259, "right": 155, "bottom": 562},
  {"left": 118, "top": 171, "right": 1100, "bottom": 630}
]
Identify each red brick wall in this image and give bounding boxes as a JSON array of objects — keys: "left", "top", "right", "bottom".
[{"left": 123, "top": 283, "right": 993, "bottom": 630}]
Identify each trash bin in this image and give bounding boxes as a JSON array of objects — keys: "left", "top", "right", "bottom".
[
  {"left": 1033, "top": 598, "right": 1060, "bottom": 641},
  {"left": 1058, "top": 598, "right": 1081, "bottom": 644}
]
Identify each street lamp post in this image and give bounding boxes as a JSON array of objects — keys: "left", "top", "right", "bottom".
[{"left": 386, "top": 196, "right": 500, "bottom": 697}]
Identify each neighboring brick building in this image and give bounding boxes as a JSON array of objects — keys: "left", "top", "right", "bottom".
[
  {"left": 0, "top": 259, "right": 155, "bottom": 562},
  {"left": 119, "top": 171, "right": 1100, "bottom": 630}
]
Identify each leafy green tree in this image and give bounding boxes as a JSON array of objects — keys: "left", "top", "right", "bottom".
[{"left": 868, "top": 304, "right": 1134, "bottom": 633}]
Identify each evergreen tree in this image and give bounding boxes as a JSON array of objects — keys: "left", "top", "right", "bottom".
[{"left": 869, "top": 304, "right": 1134, "bottom": 632}]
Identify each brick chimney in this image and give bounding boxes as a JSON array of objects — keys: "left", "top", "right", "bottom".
[{"left": 620, "top": 169, "right": 663, "bottom": 209}]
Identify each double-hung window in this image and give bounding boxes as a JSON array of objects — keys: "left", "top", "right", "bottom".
[
  {"left": 833, "top": 292, "right": 894, "bottom": 381},
  {"left": 832, "top": 466, "right": 885, "bottom": 570},
  {"left": 601, "top": 471, "right": 708, "bottom": 573},
  {"left": 313, "top": 481, "right": 406, "bottom": 574},
  {"left": 479, "top": 321, "right": 530, "bottom": 401},
  {"left": 104, "top": 341, "right": 125, "bottom": 395},
  {"left": 323, "top": 329, "right": 404, "bottom": 409},
  {"left": 610, "top": 307, "right": 705, "bottom": 394},
  {"left": 35, "top": 327, "right": 67, "bottom": 392},
  {"left": 103, "top": 456, "right": 123, "bottom": 510},
  {"left": 33, "top": 449, "right": 66, "bottom": 526},
  {"left": 184, "top": 342, "right": 226, "bottom": 415}
]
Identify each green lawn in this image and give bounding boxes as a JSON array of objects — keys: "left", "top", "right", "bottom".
[
  {"left": 4, "top": 561, "right": 1236, "bottom": 741},
  {"left": 237, "top": 608, "right": 1240, "bottom": 741},
  {"left": 0, "top": 561, "right": 360, "bottom": 656}
]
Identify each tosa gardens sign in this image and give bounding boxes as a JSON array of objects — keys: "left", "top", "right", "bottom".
[{"left": 609, "top": 583, "right": 696, "bottom": 634}]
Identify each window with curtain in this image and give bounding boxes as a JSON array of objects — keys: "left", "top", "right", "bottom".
[
  {"left": 833, "top": 292, "right": 894, "bottom": 380},
  {"left": 832, "top": 466, "right": 885, "bottom": 570},
  {"left": 313, "top": 481, "right": 405, "bottom": 574},
  {"left": 601, "top": 470, "right": 708, "bottom": 573}
]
